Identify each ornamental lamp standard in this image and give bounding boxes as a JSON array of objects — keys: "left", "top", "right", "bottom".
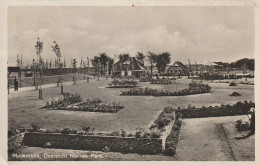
[
  {"left": 52, "top": 41, "right": 63, "bottom": 94},
  {"left": 35, "top": 37, "right": 43, "bottom": 99}
]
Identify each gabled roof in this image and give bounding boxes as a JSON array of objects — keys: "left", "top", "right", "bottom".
[
  {"left": 114, "top": 57, "right": 145, "bottom": 71},
  {"left": 174, "top": 61, "right": 188, "bottom": 70}
]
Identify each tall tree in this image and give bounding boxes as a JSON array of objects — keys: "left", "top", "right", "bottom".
[
  {"left": 16, "top": 54, "right": 20, "bottom": 67},
  {"left": 118, "top": 53, "right": 130, "bottom": 62},
  {"left": 91, "top": 56, "right": 100, "bottom": 74},
  {"left": 91, "top": 53, "right": 114, "bottom": 75},
  {"left": 146, "top": 51, "right": 157, "bottom": 77},
  {"left": 157, "top": 52, "right": 171, "bottom": 74}
]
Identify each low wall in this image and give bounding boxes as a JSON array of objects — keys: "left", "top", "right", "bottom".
[{"left": 23, "top": 133, "right": 162, "bottom": 154}]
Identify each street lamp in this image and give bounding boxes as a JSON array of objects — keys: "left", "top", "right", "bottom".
[
  {"left": 35, "top": 37, "right": 43, "bottom": 99},
  {"left": 52, "top": 41, "right": 63, "bottom": 94}
]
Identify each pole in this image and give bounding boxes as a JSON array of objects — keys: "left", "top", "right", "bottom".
[{"left": 60, "top": 60, "right": 63, "bottom": 94}]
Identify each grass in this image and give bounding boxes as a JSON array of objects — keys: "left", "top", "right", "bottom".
[
  {"left": 8, "top": 76, "right": 254, "bottom": 133},
  {"left": 222, "top": 122, "right": 255, "bottom": 161},
  {"left": 8, "top": 75, "right": 255, "bottom": 161}
]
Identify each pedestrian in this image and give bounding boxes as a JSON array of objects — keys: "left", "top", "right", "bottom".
[
  {"left": 249, "top": 107, "right": 255, "bottom": 135},
  {"left": 14, "top": 77, "right": 18, "bottom": 91}
]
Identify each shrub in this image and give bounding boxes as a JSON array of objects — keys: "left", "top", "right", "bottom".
[
  {"left": 157, "top": 118, "right": 171, "bottom": 129},
  {"left": 110, "top": 130, "right": 120, "bottom": 136},
  {"left": 30, "top": 123, "right": 41, "bottom": 132},
  {"left": 165, "top": 119, "right": 182, "bottom": 156},
  {"left": 108, "top": 79, "right": 138, "bottom": 87},
  {"left": 8, "top": 128, "right": 17, "bottom": 138},
  {"left": 235, "top": 120, "right": 250, "bottom": 131},
  {"left": 229, "top": 82, "right": 237, "bottom": 86},
  {"left": 120, "top": 129, "right": 127, "bottom": 137},
  {"left": 164, "top": 146, "right": 176, "bottom": 156},
  {"left": 229, "top": 92, "right": 241, "bottom": 96},
  {"left": 127, "top": 133, "right": 134, "bottom": 137},
  {"left": 135, "top": 131, "right": 145, "bottom": 138},
  {"left": 150, "top": 131, "right": 161, "bottom": 138},
  {"left": 61, "top": 128, "right": 71, "bottom": 135}
]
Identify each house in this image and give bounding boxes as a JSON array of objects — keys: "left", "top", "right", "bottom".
[
  {"left": 203, "top": 61, "right": 223, "bottom": 73},
  {"left": 113, "top": 57, "right": 146, "bottom": 77},
  {"left": 166, "top": 61, "right": 188, "bottom": 76},
  {"left": 8, "top": 66, "right": 21, "bottom": 78}
]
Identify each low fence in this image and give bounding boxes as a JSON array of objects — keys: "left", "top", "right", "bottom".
[{"left": 23, "top": 133, "right": 163, "bottom": 155}]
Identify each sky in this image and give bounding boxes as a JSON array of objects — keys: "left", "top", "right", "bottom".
[{"left": 8, "top": 6, "right": 254, "bottom": 66}]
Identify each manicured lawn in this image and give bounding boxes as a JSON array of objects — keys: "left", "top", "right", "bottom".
[
  {"left": 222, "top": 122, "right": 255, "bottom": 161},
  {"left": 8, "top": 76, "right": 254, "bottom": 134}
]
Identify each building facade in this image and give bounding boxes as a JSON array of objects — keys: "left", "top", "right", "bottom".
[{"left": 113, "top": 57, "right": 146, "bottom": 78}]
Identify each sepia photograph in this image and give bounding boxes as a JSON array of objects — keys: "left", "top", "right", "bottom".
[{"left": 4, "top": 4, "right": 256, "bottom": 162}]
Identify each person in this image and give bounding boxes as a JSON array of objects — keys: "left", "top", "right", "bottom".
[
  {"left": 249, "top": 107, "right": 255, "bottom": 135},
  {"left": 14, "top": 77, "right": 18, "bottom": 91}
]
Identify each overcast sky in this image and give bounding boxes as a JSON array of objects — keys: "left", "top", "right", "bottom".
[{"left": 8, "top": 6, "right": 254, "bottom": 66}]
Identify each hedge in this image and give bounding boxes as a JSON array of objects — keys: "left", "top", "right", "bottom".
[{"left": 175, "top": 101, "right": 254, "bottom": 118}]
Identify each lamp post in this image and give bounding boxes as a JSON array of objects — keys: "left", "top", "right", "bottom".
[
  {"left": 52, "top": 41, "right": 63, "bottom": 94},
  {"left": 35, "top": 37, "right": 43, "bottom": 99}
]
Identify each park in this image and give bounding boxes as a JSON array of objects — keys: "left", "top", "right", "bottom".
[{"left": 8, "top": 69, "right": 255, "bottom": 160}]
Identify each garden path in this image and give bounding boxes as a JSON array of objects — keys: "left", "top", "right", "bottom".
[{"left": 176, "top": 115, "right": 249, "bottom": 161}]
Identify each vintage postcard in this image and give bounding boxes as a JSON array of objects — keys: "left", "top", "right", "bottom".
[{"left": 0, "top": 0, "right": 259, "bottom": 164}]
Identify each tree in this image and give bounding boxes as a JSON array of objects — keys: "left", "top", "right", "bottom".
[
  {"left": 146, "top": 51, "right": 157, "bottom": 77},
  {"left": 235, "top": 58, "right": 254, "bottom": 71},
  {"left": 107, "top": 57, "right": 114, "bottom": 75},
  {"left": 135, "top": 52, "right": 145, "bottom": 63},
  {"left": 80, "top": 57, "right": 83, "bottom": 68},
  {"left": 35, "top": 37, "right": 43, "bottom": 99},
  {"left": 45, "top": 60, "right": 49, "bottom": 69},
  {"left": 118, "top": 53, "right": 130, "bottom": 62},
  {"left": 72, "top": 58, "right": 77, "bottom": 72},
  {"left": 63, "top": 58, "right": 66, "bottom": 68},
  {"left": 16, "top": 54, "right": 20, "bottom": 67},
  {"left": 49, "top": 60, "right": 52, "bottom": 68},
  {"left": 157, "top": 52, "right": 171, "bottom": 74},
  {"left": 91, "top": 53, "right": 114, "bottom": 75}
]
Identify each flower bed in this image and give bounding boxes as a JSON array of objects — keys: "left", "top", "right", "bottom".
[
  {"left": 107, "top": 79, "right": 139, "bottom": 88},
  {"left": 43, "top": 93, "right": 124, "bottom": 113},
  {"left": 121, "top": 82, "right": 211, "bottom": 96},
  {"left": 44, "top": 92, "right": 82, "bottom": 109},
  {"left": 73, "top": 99, "right": 124, "bottom": 113},
  {"left": 150, "top": 78, "right": 173, "bottom": 84},
  {"left": 149, "top": 106, "right": 175, "bottom": 131},
  {"left": 175, "top": 101, "right": 254, "bottom": 118}
]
